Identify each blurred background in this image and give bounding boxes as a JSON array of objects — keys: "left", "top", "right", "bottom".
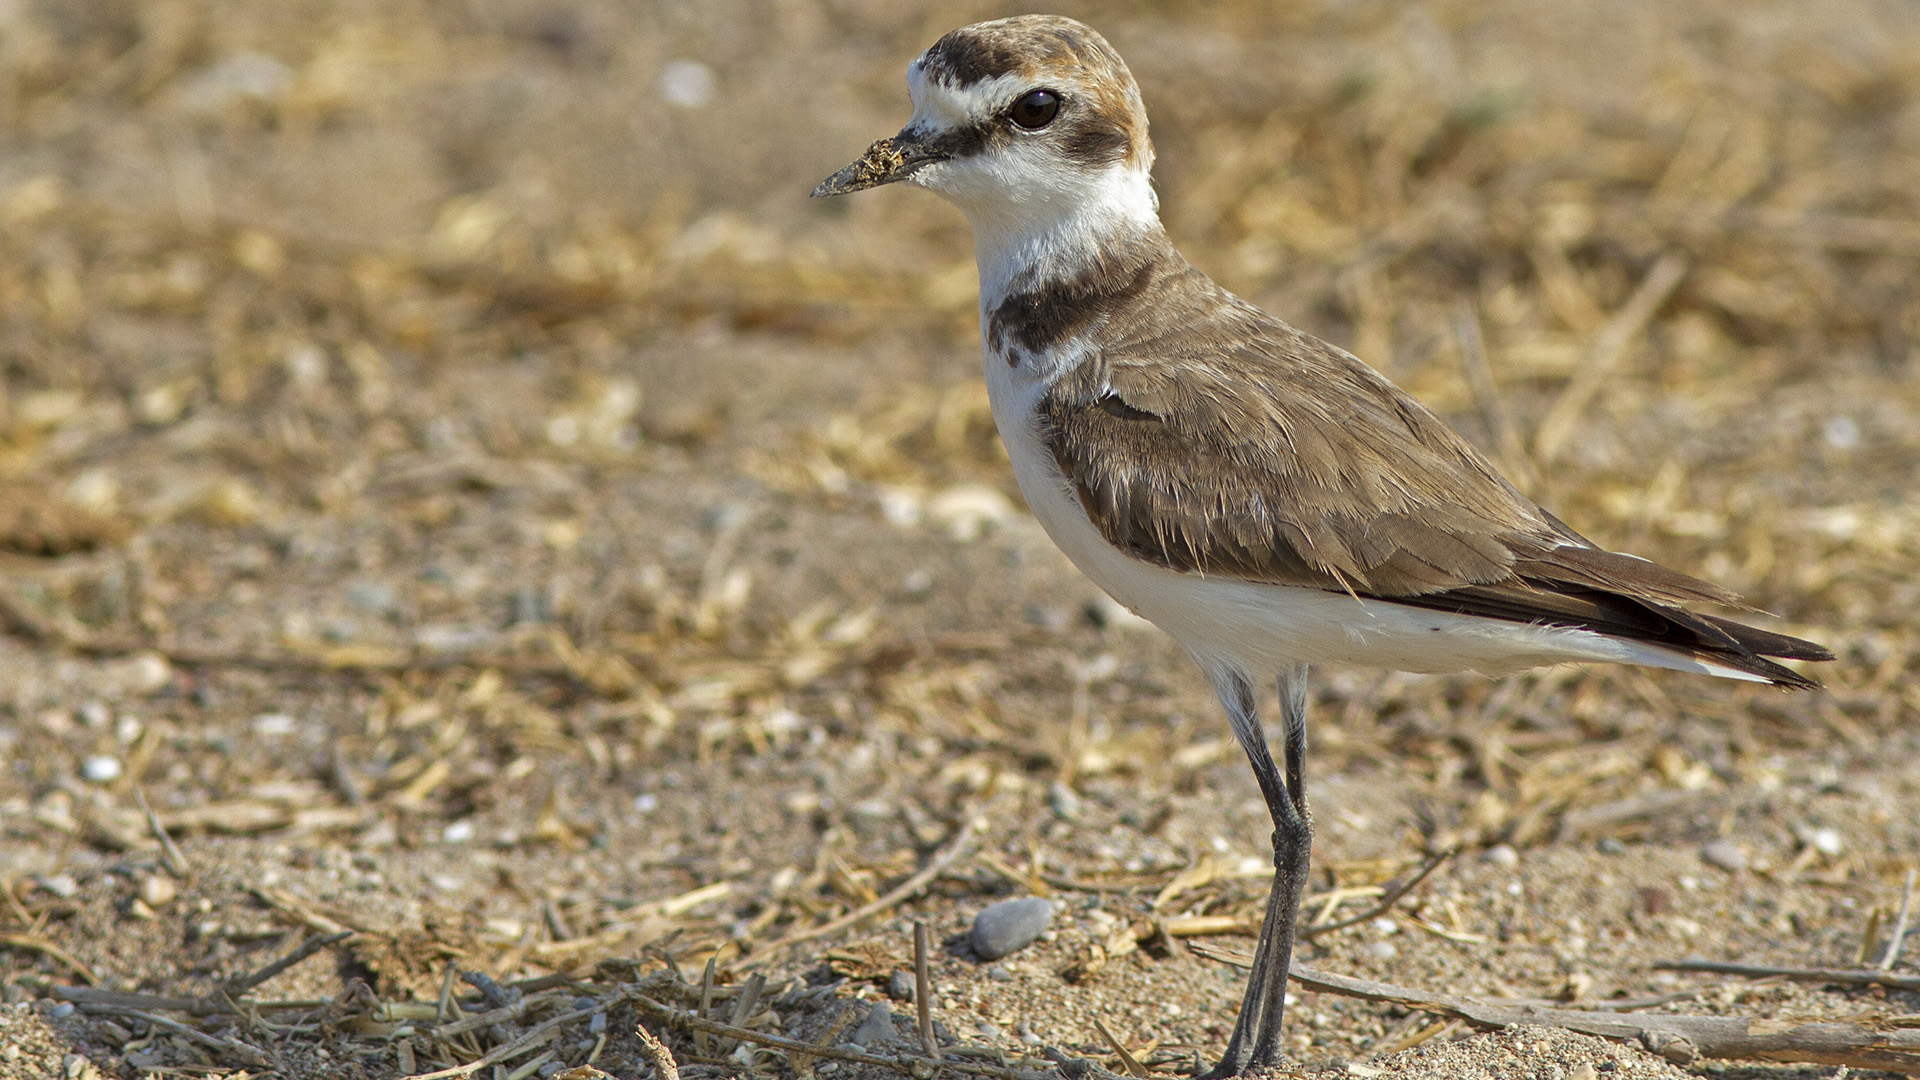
[{"left": 1, "top": 0, "right": 1918, "bottom": 1075}]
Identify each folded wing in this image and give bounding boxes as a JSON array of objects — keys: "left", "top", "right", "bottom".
[{"left": 1039, "top": 280, "right": 1832, "bottom": 688}]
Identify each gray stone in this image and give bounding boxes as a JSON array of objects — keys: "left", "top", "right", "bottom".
[
  {"left": 1481, "top": 843, "right": 1519, "bottom": 867},
  {"left": 849, "top": 1002, "right": 896, "bottom": 1046},
  {"left": 346, "top": 580, "right": 396, "bottom": 614},
  {"left": 1700, "top": 840, "right": 1746, "bottom": 872},
  {"left": 1047, "top": 782, "right": 1083, "bottom": 821},
  {"left": 886, "top": 970, "right": 915, "bottom": 1001},
  {"left": 986, "top": 964, "right": 1013, "bottom": 982},
  {"left": 971, "top": 897, "right": 1053, "bottom": 960}
]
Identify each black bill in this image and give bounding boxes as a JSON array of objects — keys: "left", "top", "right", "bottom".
[{"left": 811, "top": 129, "right": 947, "bottom": 197}]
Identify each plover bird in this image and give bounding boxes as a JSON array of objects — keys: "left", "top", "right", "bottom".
[{"left": 814, "top": 15, "right": 1831, "bottom": 1076}]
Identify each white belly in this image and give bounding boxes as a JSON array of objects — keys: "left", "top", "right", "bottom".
[{"left": 981, "top": 357, "right": 1749, "bottom": 683}]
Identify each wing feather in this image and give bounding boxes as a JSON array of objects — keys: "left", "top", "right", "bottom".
[{"left": 1032, "top": 249, "right": 1832, "bottom": 686}]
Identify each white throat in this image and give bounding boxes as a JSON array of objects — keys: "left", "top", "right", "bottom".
[{"left": 950, "top": 166, "right": 1161, "bottom": 303}]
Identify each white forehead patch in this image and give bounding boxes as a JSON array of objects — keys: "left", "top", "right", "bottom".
[{"left": 906, "top": 59, "right": 1034, "bottom": 132}]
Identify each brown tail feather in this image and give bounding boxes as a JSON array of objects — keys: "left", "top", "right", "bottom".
[{"left": 1699, "top": 613, "right": 1836, "bottom": 663}]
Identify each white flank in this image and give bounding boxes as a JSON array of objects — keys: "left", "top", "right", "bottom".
[{"left": 982, "top": 358, "right": 1769, "bottom": 686}]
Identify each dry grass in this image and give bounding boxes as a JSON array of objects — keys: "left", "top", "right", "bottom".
[{"left": 0, "top": 0, "right": 1917, "bottom": 1077}]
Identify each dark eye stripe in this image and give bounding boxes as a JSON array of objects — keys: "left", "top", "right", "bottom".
[{"left": 1056, "top": 121, "right": 1130, "bottom": 167}]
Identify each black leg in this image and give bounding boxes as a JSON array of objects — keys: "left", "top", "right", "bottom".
[{"left": 1202, "top": 664, "right": 1313, "bottom": 1078}]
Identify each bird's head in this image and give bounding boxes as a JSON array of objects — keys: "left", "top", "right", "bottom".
[{"left": 813, "top": 16, "right": 1157, "bottom": 241}]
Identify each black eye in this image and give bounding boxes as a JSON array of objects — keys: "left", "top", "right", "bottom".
[{"left": 1009, "top": 88, "right": 1060, "bottom": 129}]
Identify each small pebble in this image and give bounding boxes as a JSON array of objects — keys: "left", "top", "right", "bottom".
[
  {"left": 95, "top": 1020, "right": 131, "bottom": 1044},
  {"left": 658, "top": 59, "right": 717, "bottom": 109},
  {"left": 1360, "top": 940, "right": 1398, "bottom": 960},
  {"left": 971, "top": 897, "right": 1054, "bottom": 960},
  {"left": 986, "top": 964, "right": 1013, "bottom": 982},
  {"left": 80, "top": 755, "right": 122, "bottom": 783},
  {"left": 1596, "top": 837, "right": 1626, "bottom": 855},
  {"left": 589, "top": 1011, "right": 607, "bottom": 1035},
  {"left": 1700, "top": 840, "right": 1746, "bottom": 872},
  {"left": 140, "top": 876, "right": 176, "bottom": 908},
  {"left": 441, "top": 820, "right": 475, "bottom": 844},
  {"left": 887, "top": 970, "right": 915, "bottom": 1001},
  {"left": 975, "top": 1021, "right": 1001, "bottom": 1041},
  {"left": 37, "top": 874, "right": 79, "bottom": 899},
  {"left": 1482, "top": 843, "right": 1519, "bottom": 867},
  {"left": 849, "top": 1002, "right": 895, "bottom": 1046},
  {"left": 1809, "top": 828, "right": 1843, "bottom": 856},
  {"left": 49, "top": 1002, "right": 75, "bottom": 1019},
  {"left": 1047, "top": 781, "right": 1083, "bottom": 821}
]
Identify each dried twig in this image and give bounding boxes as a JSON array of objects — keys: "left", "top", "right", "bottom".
[
  {"left": 790, "top": 1002, "right": 858, "bottom": 1080},
  {"left": 1451, "top": 300, "right": 1536, "bottom": 491},
  {"left": 224, "top": 929, "right": 353, "bottom": 998},
  {"left": 134, "top": 786, "right": 190, "bottom": 878},
  {"left": 411, "top": 997, "right": 618, "bottom": 1080},
  {"left": 1040, "top": 1045, "right": 1129, "bottom": 1080},
  {"left": 1879, "top": 869, "right": 1916, "bottom": 971},
  {"left": 913, "top": 920, "right": 939, "bottom": 1059},
  {"left": 635, "top": 1023, "right": 682, "bottom": 1080},
  {"left": 1189, "top": 944, "right": 1920, "bottom": 1072},
  {"left": 0, "top": 931, "right": 96, "bottom": 984},
  {"left": 1090, "top": 1017, "right": 1147, "bottom": 1078},
  {"left": 1652, "top": 958, "right": 1920, "bottom": 992},
  {"left": 634, "top": 994, "right": 1056, "bottom": 1080},
  {"left": 1302, "top": 847, "right": 1457, "bottom": 940},
  {"left": 432, "top": 989, "right": 569, "bottom": 1039},
  {"left": 1036, "top": 871, "right": 1157, "bottom": 894},
  {"left": 57, "top": 927, "right": 353, "bottom": 1015},
  {"left": 770, "top": 814, "right": 979, "bottom": 950},
  {"left": 1533, "top": 252, "right": 1689, "bottom": 462},
  {"left": 695, "top": 956, "right": 717, "bottom": 1058},
  {"left": 78, "top": 1004, "right": 272, "bottom": 1067},
  {"left": 1368, "top": 1017, "right": 1460, "bottom": 1058}
]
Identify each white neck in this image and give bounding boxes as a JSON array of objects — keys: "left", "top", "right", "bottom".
[{"left": 934, "top": 165, "right": 1163, "bottom": 304}]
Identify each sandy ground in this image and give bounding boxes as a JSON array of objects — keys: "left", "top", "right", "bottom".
[{"left": 1, "top": 0, "right": 1918, "bottom": 1078}]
